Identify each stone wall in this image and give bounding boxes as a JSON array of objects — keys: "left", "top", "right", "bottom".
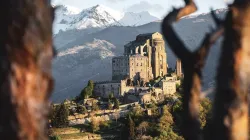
[
  {"left": 129, "top": 55, "right": 150, "bottom": 82},
  {"left": 112, "top": 56, "right": 129, "bottom": 80},
  {"left": 160, "top": 81, "right": 176, "bottom": 95},
  {"left": 94, "top": 82, "right": 121, "bottom": 98},
  {"left": 68, "top": 109, "right": 130, "bottom": 126}
]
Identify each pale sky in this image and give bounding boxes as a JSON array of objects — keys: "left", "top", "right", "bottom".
[{"left": 52, "top": 0, "right": 233, "bottom": 18}]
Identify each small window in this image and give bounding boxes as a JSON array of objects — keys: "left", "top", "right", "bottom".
[
  {"left": 137, "top": 63, "right": 138, "bottom": 66},
  {"left": 141, "top": 63, "right": 142, "bottom": 66}
]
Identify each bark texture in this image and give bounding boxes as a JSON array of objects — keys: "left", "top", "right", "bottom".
[
  {"left": 162, "top": 0, "right": 223, "bottom": 139},
  {"left": 212, "top": 1, "right": 250, "bottom": 140},
  {"left": 0, "top": 1, "right": 54, "bottom": 140}
]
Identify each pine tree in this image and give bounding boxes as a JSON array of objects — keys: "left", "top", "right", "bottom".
[
  {"left": 52, "top": 103, "right": 69, "bottom": 128},
  {"left": 114, "top": 98, "right": 120, "bottom": 109},
  {"left": 108, "top": 99, "right": 113, "bottom": 110}
]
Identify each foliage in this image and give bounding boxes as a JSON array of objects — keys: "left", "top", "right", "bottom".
[
  {"left": 129, "top": 115, "right": 135, "bottom": 139},
  {"left": 114, "top": 98, "right": 120, "bottom": 109},
  {"left": 51, "top": 103, "right": 69, "bottom": 128},
  {"left": 88, "top": 80, "right": 94, "bottom": 90},
  {"left": 49, "top": 135, "right": 61, "bottom": 140},
  {"left": 129, "top": 105, "right": 145, "bottom": 124},
  {"left": 108, "top": 92, "right": 114, "bottom": 100},
  {"left": 154, "top": 105, "right": 183, "bottom": 140},
  {"left": 150, "top": 103, "right": 159, "bottom": 117},
  {"left": 80, "top": 80, "right": 94, "bottom": 100},
  {"left": 108, "top": 99, "right": 113, "bottom": 110},
  {"left": 90, "top": 117, "right": 100, "bottom": 132},
  {"left": 136, "top": 121, "right": 149, "bottom": 136},
  {"left": 100, "top": 120, "right": 111, "bottom": 129},
  {"left": 76, "top": 105, "right": 87, "bottom": 114},
  {"left": 92, "top": 101, "right": 99, "bottom": 111},
  {"left": 167, "top": 68, "right": 175, "bottom": 74},
  {"left": 199, "top": 98, "right": 212, "bottom": 128}
]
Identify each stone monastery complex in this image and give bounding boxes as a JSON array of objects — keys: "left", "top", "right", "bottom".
[{"left": 94, "top": 32, "right": 183, "bottom": 103}]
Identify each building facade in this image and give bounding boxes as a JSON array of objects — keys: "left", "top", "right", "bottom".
[{"left": 112, "top": 32, "right": 167, "bottom": 82}]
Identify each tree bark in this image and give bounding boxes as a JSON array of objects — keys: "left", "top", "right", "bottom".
[
  {"left": 212, "top": 1, "right": 250, "bottom": 140},
  {"left": 0, "top": 1, "right": 54, "bottom": 140}
]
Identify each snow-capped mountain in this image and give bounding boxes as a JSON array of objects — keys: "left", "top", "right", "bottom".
[
  {"left": 53, "top": 4, "right": 159, "bottom": 34},
  {"left": 54, "top": 4, "right": 123, "bottom": 34},
  {"left": 119, "top": 11, "right": 159, "bottom": 26}
]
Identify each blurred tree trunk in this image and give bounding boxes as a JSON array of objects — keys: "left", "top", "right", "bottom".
[
  {"left": 162, "top": 1, "right": 223, "bottom": 139},
  {"left": 0, "top": 1, "right": 54, "bottom": 140},
  {"left": 212, "top": 1, "right": 250, "bottom": 140}
]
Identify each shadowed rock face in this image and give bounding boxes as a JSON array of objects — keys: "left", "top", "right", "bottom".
[{"left": 52, "top": 9, "right": 227, "bottom": 102}]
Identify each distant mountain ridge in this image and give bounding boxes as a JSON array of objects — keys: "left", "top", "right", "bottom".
[{"left": 53, "top": 4, "right": 159, "bottom": 34}]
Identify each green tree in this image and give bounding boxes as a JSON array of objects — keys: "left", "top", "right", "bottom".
[
  {"left": 108, "top": 99, "right": 113, "bottom": 110},
  {"left": 88, "top": 80, "right": 94, "bottom": 90},
  {"left": 49, "top": 135, "right": 61, "bottom": 140},
  {"left": 108, "top": 92, "right": 114, "bottom": 100},
  {"left": 155, "top": 105, "right": 183, "bottom": 140},
  {"left": 129, "top": 115, "right": 135, "bottom": 139},
  {"left": 51, "top": 103, "right": 69, "bottom": 128},
  {"left": 79, "top": 80, "right": 95, "bottom": 100},
  {"left": 114, "top": 98, "right": 120, "bottom": 109},
  {"left": 199, "top": 98, "right": 212, "bottom": 128},
  {"left": 80, "top": 87, "right": 91, "bottom": 99},
  {"left": 92, "top": 101, "right": 99, "bottom": 111}
]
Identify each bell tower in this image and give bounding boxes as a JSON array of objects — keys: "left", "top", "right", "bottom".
[{"left": 152, "top": 33, "right": 167, "bottom": 78}]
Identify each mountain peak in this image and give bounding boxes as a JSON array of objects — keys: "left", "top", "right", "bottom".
[{"left": 57, "top": 5, "right": 81, "bottom": 15}]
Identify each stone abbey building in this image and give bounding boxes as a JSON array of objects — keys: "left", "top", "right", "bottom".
[
  {"left": 112, "top": 32, "right": 167, "bottom": 82},
  {"left": 94, "top": 32, "right": 181, "bottom": 100}
]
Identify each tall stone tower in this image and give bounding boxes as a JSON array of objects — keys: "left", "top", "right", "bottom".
[
  {"left": 176, "top": 59, "right": 182, "bottom": 77},
  {"left": 152, "top": 33, "right": 167, "bottom": 78}
]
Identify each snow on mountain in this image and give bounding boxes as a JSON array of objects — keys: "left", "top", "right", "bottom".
[
  {"left": 53, "top": 5, "right": 81, "bottom": 33},
  {"left": 119, "top": 11, "right": 159, "bottom": 26},
  {"left": 53, "top": 4, "right": 123, "bottom": 34},
  {"left": 53, "top": 4, "right": 161, "bottom": 34}
]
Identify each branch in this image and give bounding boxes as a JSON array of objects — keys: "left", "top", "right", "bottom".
[
  {"left": 211, "top": 9, "right": 222, "bottom": 26},
  {"left": 162, "top": 1, "right": 197, "bottom": 61},
  {"left": 195, "top": 27, "right": 224, "bottom": 68}
]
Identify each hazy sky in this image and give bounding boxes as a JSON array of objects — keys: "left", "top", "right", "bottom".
[{"left": 52, "top": 0, "right": 232, "bottom": 18}]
